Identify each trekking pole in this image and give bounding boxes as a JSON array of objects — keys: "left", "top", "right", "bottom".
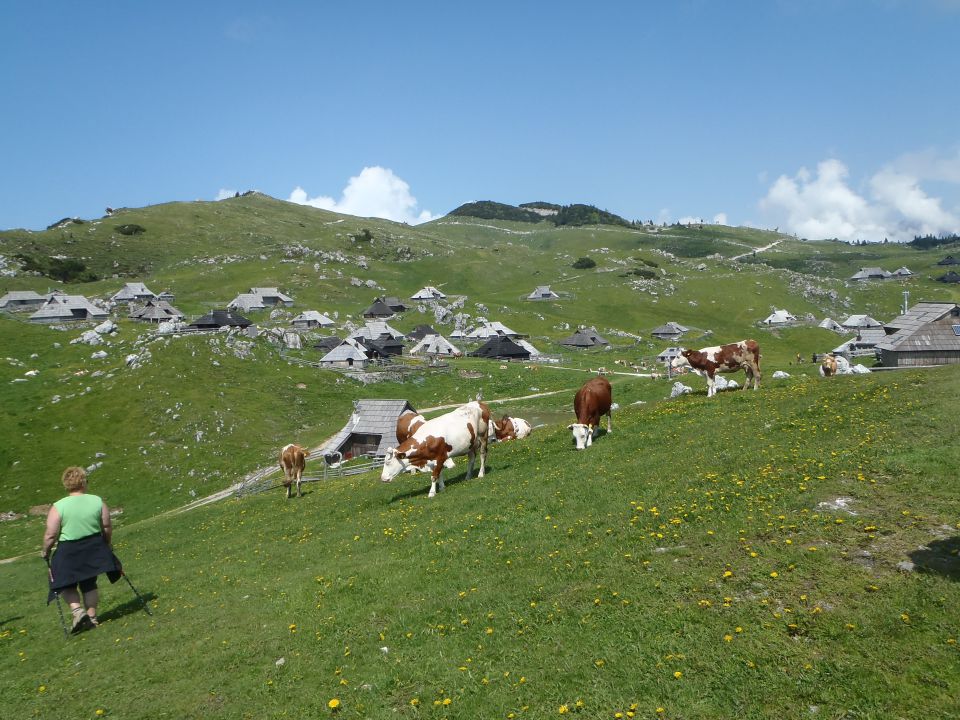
[
  {"left": 44, "top": 556, "right": 69, "bottom": 639},
  {"left": 121, "top": 571, "right": 153, "bottom": 616}
]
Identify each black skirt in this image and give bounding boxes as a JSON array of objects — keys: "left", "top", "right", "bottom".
[{"left": 48, "top": 534, "right": 122, "bottom": 602}]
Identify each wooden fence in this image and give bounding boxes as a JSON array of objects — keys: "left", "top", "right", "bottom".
[{"left": 233, "top": 456, "right": 384, "bottom": 497}]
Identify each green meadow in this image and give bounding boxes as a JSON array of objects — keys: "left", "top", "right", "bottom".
[
  {"left": 2, "top": 195, "right": 959, "bottom": 718},
  {"left": 3, "top": 367, "right": 959, "bottom": 719}
]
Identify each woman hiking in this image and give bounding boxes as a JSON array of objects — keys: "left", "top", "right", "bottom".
[{"left": 42, "top": 466, "right": 118, "bottom": 633}]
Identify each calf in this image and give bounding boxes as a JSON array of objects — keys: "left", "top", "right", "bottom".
[
  {"left": 671, "top": 339, "right": 761, "bottom": 398},
  {"left": 381, "top": 401, "right": 489, "bottom": 497},
  {"left": 279, "top": 444, "right": 307, "bottom": 499},
  {"left": 568, "top": 376, "right": 613, "bottom": 450}
]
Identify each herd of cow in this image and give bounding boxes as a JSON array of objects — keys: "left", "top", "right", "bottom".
[{"left": 278, "top": 338, "right": 769, "bottom": 499}]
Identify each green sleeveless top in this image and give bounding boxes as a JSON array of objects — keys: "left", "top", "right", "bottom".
[{"left": 53, "top": 494, "right": 103, "bottom": 541}]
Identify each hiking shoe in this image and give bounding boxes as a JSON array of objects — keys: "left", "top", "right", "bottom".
[{"left": 71, "top": 615, "right": 95, "bottom": 634}]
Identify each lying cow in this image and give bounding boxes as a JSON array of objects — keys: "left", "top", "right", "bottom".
[
  {"left": 490, "top": 415, "right": 533, "bottom": 442},
  {"left": 671, "top": 339, "right": 761, "bottom": 398},
  {"left": 568, "top": 376, "right": 613, "bottom": 450},
  {"left": 381, "top": 400, "right": 489, "bottom": 497},
  {"left": 279, "top": 443, "right": 308, "bottom": 499},
  {"left": 820, "top": 354, "right": 838, "bottom": 377}
]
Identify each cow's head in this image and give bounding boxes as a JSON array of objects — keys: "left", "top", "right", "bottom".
[
  {"left": 671, "top": 351, "right": 691, "bottom": 370},
  {"left": 380, "top": 447, "right": 411, "bottom": 482},
  {"left": 567, "top": 423, "right": 594, "bottom": 450}
]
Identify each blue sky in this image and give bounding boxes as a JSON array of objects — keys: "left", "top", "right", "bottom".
[{"left": 2, "top": 0, "right": 959, "bottom": 241}]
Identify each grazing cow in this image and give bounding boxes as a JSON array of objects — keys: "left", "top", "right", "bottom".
[
  {"left": 671, "top": 339, "right": 761, "bottom": 398},
  {"left": 396, "top": 410, "right": 426, "bottom": 444},
  {"left": 381, "top": 401, "right": 489, "bottom": 497},
  {"left": 820, "top": 354, "right": 838, "bottom": 377},
  {"left": 568, "top": 376, "right": 613, "bottom": 450},
  {"left": 279, "top": 444, "right": 308, "bottom": 499}
]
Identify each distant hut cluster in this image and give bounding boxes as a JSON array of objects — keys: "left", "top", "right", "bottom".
[{"left": 849, "top": 266, "right": 913, "bottom": 281}]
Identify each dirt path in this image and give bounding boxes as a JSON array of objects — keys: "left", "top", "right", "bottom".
[{"left": 730, "top": 239, "right": 781, "bottom": 261}]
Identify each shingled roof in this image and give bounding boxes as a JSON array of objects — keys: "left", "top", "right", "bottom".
[
  {"left": 320, "top": 399, "right": 417, "bottom": 458},
  {"left": 559, "top": 327, "right": 609, "bottom": 347},
  {"left": 876, "top": 302, "right": 960, "bottom": 353}
]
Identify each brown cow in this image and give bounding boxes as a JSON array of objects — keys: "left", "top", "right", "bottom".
[
  {"left": 279, "top": 444, "right": 307, "bottom": 499},
  {"left": 568, "top": 376, "right": 613, "bottom": 450},
  {"left": 671, "top": 339, "right": 761, "bottom": 397}
]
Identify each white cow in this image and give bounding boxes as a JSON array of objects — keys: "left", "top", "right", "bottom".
[{"left": 380, "top": 401, "right": 489, "bottom": 497}]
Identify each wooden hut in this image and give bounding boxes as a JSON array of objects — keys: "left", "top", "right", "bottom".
[
  {"left": 469, "top": 335, "right": 530, "bottom": 361},
  {"left": 320, "top": 399, "right": 417, "bottom": 459},
  {"left": 875, "top": 302, "right": 960, "bottom": 367}
]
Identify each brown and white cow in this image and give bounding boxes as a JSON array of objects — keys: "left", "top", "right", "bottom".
[
  {"left": 671, "top": 339, "right": 761, "bottom": 398},
  {"left": 489, "top": 415, "right": 533, "bottom": 442},
  {"left": 475, "top": 401, "right": 531, "bottom": 443},
  {"left": 380, "top": 400, "right": 489, "bottom": 497},
  {"left": 820, "top": 354, "right": 838, "bottom": 377},
  {"left": 568, "top": 376, "right": 613, "bottom": 450},
  {"left": 279, "top": 443, "right": 308, "bottom": 499},
  {"left": 396, "top": 410, "right": 426, "bottom": 444}
]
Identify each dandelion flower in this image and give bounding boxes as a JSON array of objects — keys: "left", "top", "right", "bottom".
[
  {"left": 558, "top": 704, "right": 569, "bottom": 714},
  {"left": 673, "top": 671, "right": 683, "bottom": 679},
  {"left": 328, "top": 698, "right": 341, "bottom": 710}
]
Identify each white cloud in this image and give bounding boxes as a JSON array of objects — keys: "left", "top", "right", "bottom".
[
  {"left": 760, "top": 157, "right": 960, "bottom": 242},
  {"left": 215, "top": 188, "right": 238, "bottom": 201},
  {"left": 712, "top": 213, "right": 728, "bottom": 225},
  {"left": 891, "top": 147, "right": 960, "bottom": 184},
  {"left": 288, "top": 167, "right": 435, "bottom": 225}
]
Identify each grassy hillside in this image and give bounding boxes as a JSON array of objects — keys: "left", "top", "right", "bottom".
[
  {"left": 1, "top": 194, "right": 958, "bottom": 550},
  {"left": 3, "top": 366, "right": 958, "bottom": 719},
  {"left": 2, "top": 195, "right": 959, "bottom": 717}
]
